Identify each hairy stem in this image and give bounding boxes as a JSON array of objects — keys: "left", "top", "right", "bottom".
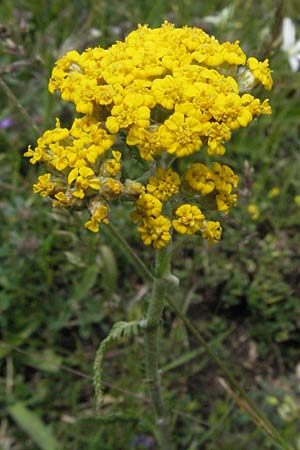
[
  {"left": 107, "top": 224, "right": 292, "bottom": 450},
  {"left": 144, "top": 247, "right": 174, "bottom": 450}
]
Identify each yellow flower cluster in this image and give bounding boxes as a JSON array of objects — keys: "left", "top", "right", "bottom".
[
  {"left": 25, "top": 22, "right": 272, "bottom": 248},
  {"left": 184, "top": 162, "right": 238, "bottom": 214}
]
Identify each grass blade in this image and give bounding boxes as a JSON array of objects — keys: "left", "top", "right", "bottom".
[{"left": 8, "top": 402, "right": 59, "bottom": 450}]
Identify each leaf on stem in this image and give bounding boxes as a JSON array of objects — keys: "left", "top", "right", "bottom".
[{"left": 94, "top": 320, "right": 147, "bottom": 407}]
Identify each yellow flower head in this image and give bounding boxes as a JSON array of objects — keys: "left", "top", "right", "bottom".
[
  {"left": 25, "top": 23, "right": 272, "bottom": 247},
  {"left": 247, "top": 57, "right": 273, "bottom": 90},
  {"left": 84, "top": 204, "right": 109, "bottom": 232},
  {"left": 68, "top": 166, "right": 101, "bottom": 199},
  {"left": 100, "top": 150, "right": 122, "bottom": 177},
  {"left": 201, "top": 221, "right": 222, "bottom": 244},
  {"left": 100, "top": 178, "right": 124, "bottom": 199},
  {"left": 185, "top": 163, "right": 215, "bottom": 195},
  {"left": 147, "top": 168, "right": 181, "bottom": 201},
  {"left": 212, "top": 162, "right": 238, "bottom": 194},
  {"left": 33, "top": 173, "right": 55, "bottom": 197},
  {"left": 131, "top": 193, "right": 162, "bottom": 224},
  {"left": 138, "top": 216, "right": 171, "bottom": 249},
  {"left": 216, "top": 192, "right": 237, "bottom": 214},
  {"left": 124, "top": 179, "right": 145, "bottom": 197},
  {"left": 172, "top": 204, "right": 205, "bottom": 235}
]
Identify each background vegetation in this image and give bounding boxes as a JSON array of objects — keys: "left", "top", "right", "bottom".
[{"left": 1, "top": 0, "right": 300, "bottom": 448}]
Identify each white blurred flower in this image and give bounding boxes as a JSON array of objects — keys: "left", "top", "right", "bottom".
[
  {"left": 202, "top": 5, "right": 234, "bottom": 26},
  {"left": 282, "top": 17, "right": 300, "bottom": 72},
  {"left": 90, "top": 28, "right": 102, "bottom": 38}
]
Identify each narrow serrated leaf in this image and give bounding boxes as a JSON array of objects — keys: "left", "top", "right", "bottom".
[{"left": 94, "top": 320, "right": 145, "bottom": 406}]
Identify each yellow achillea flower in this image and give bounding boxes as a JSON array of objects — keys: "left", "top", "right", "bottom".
[
  {"left": 201, "top": 221, "right": 222, "bottom": 244},
  {"left": 158, "top": 112, "right": 203, "bottom": 157},
  {"left": 124, "top": 180, "right": 145, "bottom": 197},
  {"left": 185, "top": 163, "right": 215, "bottom": 195},
  {"left": 68, "top": 166, "right": 101, "bottom": 199},
  {"left": 216, "top": 192, "right": 237, "bottom": 214},
  {"left": 138, "top": 216, "right": 171, "bottom": 249},
  {"left": 247, "top": 57, "right": 273, "bottom": 90},
  {"left": 25, "top": 22, "right": 272, "bottom": 247},
  {"left": 33, "top": 173, "right": 55, "bottom": 197},
  {"left": 210, "top": 93, "right": 253, "bottom": 129},
  {"left": 101, "top": 178, "right": 124, "bottom": 197},
  {"left": 211, "top": 162, "right": 238, "bottom": 194},
  {"left": 53, "top": 191, "right": 72, "bottom": 207},
  {"left": 172, "top": 204, "right": 205, "bottom": 235},
  {"left": 84, "top": 205, "right": 109, "bottom": 232},
  {"left": 147, "top": 168, "right": 181, "bottom": 201},
  {"left": 131, "top": 193, "right": 162, "bottom": 224},
  {"left": 185, "top": 162, "right": 238, "bottom": 214},
  {"left": 100, "top": 151, "right": 122, "bottom": 177}
]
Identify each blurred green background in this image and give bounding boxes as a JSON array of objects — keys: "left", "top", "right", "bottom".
[{"left": 1, "top": 0, "right": 300, "bottom": 449}]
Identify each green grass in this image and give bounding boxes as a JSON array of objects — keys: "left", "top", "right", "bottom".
[{"left": 1, "top": 1, "right": 300, "bottom": 449}]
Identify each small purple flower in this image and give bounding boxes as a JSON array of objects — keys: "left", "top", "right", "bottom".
[
  {"left": 130, "top": 434, "right": 156, "bottom": 449},
  {"left": 0, "top": 116, "right": 14, "bottom": 129}
]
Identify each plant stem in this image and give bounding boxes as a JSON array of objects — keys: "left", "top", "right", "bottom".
[
  {"left": 107, "top": 224, "right": 293, "bottom": 450},
  {"left": 0, "top": 77, "right": 40, "bottom": 137},
  {"left": 107, "top": 222, "right": 154, "bottom": 281},
  {"left": 144, "top": 247, "right": 174, "bottom": 450}
]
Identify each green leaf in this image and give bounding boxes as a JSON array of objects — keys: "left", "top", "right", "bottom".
[
  {"left": 0, "top": 342, "right": 12, "bottom": 359},
  {"left": 64, "top": 251, "right": 86, "bottom": 268},
  {"left": 71, "top": 263, "right": 99, "bottom": 302},
  {"left": 99, "top": 244, "right": 118, "bottom": 295},
  {"left": 94, "top": 320, "right": 146, "bottom": 406},
  {"left": 0, "top": 321, "right": 41, "bottom": 359},
  {"left": 8, "top": 402, "right": 59, "bottom": 450},
  {"left": 161, "top": 347, "right": 205, "bottom": 373},
  {"left": 24, "top": 349, "right": 62, "bottom": 373}
]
